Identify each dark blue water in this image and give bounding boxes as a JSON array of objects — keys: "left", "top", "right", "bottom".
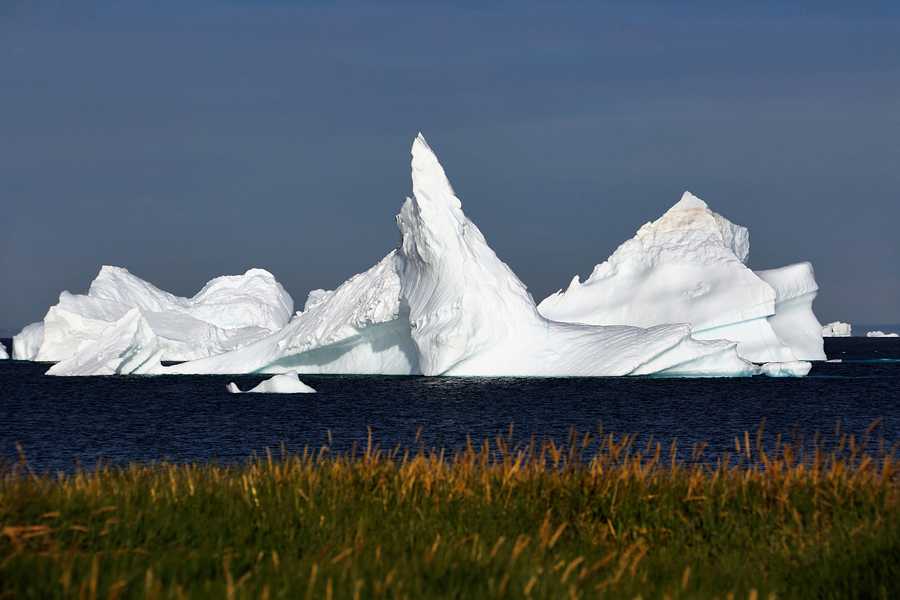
[{"left": 1, "top": 338, "right": 898, "bottom": 473}]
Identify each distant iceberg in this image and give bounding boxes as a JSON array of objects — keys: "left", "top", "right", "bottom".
[
  {"left": 822, "top": 321, "right": 852, "bottom": 337},
  {"left": 0, "top": 340, "right": 8, "bottom": 360},
  {"left": 867, "top": 331, "right": 899, "bottom": 338},
  {"left": 14, "top": 267, "right": 293, "bottom": 363},
  {"left": 537, "top": 192, "right": 826, "bottom": 363},
  {"left": 227, "top": 370, "right": 316, "bottom": 393}
]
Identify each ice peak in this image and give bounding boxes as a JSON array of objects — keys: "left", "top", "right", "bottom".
[
  {"left": 411, "top": 133, "right": 460, "bottom": 211},
  {"left": 671, "top": 191, "right": 709, "bottom": 212},
  {"left": 653, "top": 191, "right": 715, "bottom": 230}
]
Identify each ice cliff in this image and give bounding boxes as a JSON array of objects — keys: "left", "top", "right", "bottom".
[{"left": 537, "top": 192, "right": 825, "bottom": 362}]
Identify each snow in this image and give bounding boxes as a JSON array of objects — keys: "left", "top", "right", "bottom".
[
  {"left": 822, "top": 322, "right": 852, "bottom": 337},
  {"left": 46, "top": 308, "right": 166, "bottom": 376},
  {"left": 226, "top": 370, "right": 316, "bottom": 393},
  {"left": 867, "top": 331, "right": 899, "bottom": 338},
  {"left": 537, "top": 191, "right": 824, "bottom": 364},
  {"left": 760, "top": 361, "right": 812, "bottom": 377},
  {"left": 16, "top": 267, "right": 292, "bottom": 363}
]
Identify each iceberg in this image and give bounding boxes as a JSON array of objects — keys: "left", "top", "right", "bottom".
[
  {"left": 537, "top": 192, "right": 825, "bottom": 363},
  {"left": 226, "top": 370, "right": 316, "bottom": 393},
  {"left": 867, "top": 331, "right": 899, "bottom": 338},
  {"left": 822, "top": 321, "right": 852, "bottom": 337},
  {"left": 0, "top": 340, "right": 8, "bottom": 360},
  {"left": 15, "top": 267, "right": 293, "bottom": 363},
  {"left": 40, "top": 134, "right": 776, "bottom": 378}
]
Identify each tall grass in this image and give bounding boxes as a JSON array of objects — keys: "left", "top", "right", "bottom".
[{"left": 2, "top": 423, "right": 898, "bottom": 599}]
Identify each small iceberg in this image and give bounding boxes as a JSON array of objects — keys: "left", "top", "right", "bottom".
[
  {"left": 226, "top": 370, "right": 316, "bottom": 394},
  {"left": 822, "top": 322, "right": 852, "bottom": 337},
  {"left": 867, "top": 331, "right": 899, "bottom": 338}
]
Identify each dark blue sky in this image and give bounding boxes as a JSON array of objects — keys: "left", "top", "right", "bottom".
[{"left": 2, "top": 0, "right": 898, "bottom": 334}]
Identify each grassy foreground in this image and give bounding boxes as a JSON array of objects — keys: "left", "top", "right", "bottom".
[{"left": 2, "top": 425, "right": 899, "bottom": 599}]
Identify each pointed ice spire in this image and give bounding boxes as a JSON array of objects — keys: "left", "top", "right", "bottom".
[{"left": 410, "top": 133, "right": 461, "bottom": 212}]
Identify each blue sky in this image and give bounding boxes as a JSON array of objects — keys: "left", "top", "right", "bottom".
[{"left": 1, "top": 0, "right": 898, "bottom": 334}]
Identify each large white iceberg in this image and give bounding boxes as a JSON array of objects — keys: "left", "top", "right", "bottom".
[
  {"left": 226, "top": 370, "right": 316, "bottom": 394},
  {"left": 822, "top": 321, "right": 852, "bottom": 337},
  {"left": 13, "top": 267, "right": 293, "bottom": 362},
  {"left": 39, "top": 134, "right": 838, "bottom": 377},
  {"left": 537, "top": 192, "right": 825, "bottom": 363}
]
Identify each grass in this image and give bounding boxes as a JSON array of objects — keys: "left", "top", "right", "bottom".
[{"left": 1, "top": 422, "right": 898, "bottom": 599}]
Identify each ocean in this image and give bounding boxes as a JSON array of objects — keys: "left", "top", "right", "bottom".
[{"left": 2, "top": 338, "right": 898, "bottom": 473}]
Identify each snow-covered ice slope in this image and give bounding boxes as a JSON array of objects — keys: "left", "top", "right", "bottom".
[
  {"left": 537, "top": 192, "right": 820, "bottom": 363},
  {"left": 755, "top": 263, "right": 825, "bottom": 360},
  {"left": 226, "top": 370, "right": 316, "bottom": 393},
  {"left": 167, "top": 252, "right": 419, "bottom": 375},
  {"left": 396, "top": 135, "right": 755, "bottom": 377},
  {"left": 15, "top": 267, "right": 292, "bottom": 363}
]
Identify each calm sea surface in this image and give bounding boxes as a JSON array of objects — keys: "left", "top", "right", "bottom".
[{"left": 1, "top": 338, "right": 898, "bottom": 473}]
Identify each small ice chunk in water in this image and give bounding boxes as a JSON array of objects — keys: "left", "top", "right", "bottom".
[
  {"left": 760, "top": 361, "right": 812, "bottom": 377},
  {"left": 226, "top": 370, "right": 316, "bottom": 393}
]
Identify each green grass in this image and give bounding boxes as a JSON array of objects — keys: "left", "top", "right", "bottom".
[{"left": 2, "top": 424, "right": 898, "bottom": 599}]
